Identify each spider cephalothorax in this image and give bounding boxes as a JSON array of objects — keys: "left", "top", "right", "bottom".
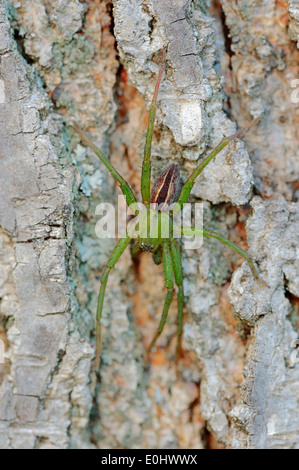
[{"left": 74, "top": 49, "right": 266, "bottom": 370}]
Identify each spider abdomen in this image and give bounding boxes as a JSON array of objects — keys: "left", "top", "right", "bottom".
[{"left": 150, "top": 163, "right": 181, "bottom": 211}]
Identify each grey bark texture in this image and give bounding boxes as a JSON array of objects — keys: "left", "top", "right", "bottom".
[{"left": 0, "top": 0, "right": 298, "bottom": 449}]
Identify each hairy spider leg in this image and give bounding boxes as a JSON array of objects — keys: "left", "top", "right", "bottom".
[
  {"left": 147, "top": 239, "right": 174, "bottom": 354},
  {"left": 169, "top": 236, "right": 184, "bottom": 361},
  {"left": 74, "top": 122, "right": 137, "bottom": 208},
  {"left": 141, "top": 49, "right": 166, "bottom": 208},
  {"left": 95, "top": 234, "right": 131, "bottom": 370},
  {"left": 175, "top": 225, "right": 268, "bottom": 287},
  {"left": 176, "top": 117, "right": 260, "bottom": 210}
]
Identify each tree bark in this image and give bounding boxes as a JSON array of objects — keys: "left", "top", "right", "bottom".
[{"left": 0, "top": 0, "right": 298, "bottom": 449}]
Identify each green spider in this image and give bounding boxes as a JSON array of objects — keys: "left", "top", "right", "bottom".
[{"left": 74, "top": 50, "right": 265, "bottom": 370}]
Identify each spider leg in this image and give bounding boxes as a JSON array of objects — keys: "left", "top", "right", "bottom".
[
  {"left": 95, "top": 234, "right": 131, "bottom": 370},
  {"left": 176, "top": 118, "right": 260, "bottom": 210},
  {"left": 141, "top": 49, "right": 166, "bottom": 207},
  {"left": 169, "top": 237, "right": 184, "bottom": 362},
  {"left": 147, "top": 239, "right": 174, "bottom": 354},
  {"left": 153, "top": 246, "right": 162, "bottom": 265},
  {"left": 74, "top": 123, "right": 137, "bottom": 208},
  {"left": 131, "top": 239, "right": 142, "bottom": 258},
  {"left": 175, "top": 224, "right": 268, "bottom": 287}
]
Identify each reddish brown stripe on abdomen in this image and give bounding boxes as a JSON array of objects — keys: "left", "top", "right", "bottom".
[{"left": 150, "top": 164, "right": 181, "bottom": 209}]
